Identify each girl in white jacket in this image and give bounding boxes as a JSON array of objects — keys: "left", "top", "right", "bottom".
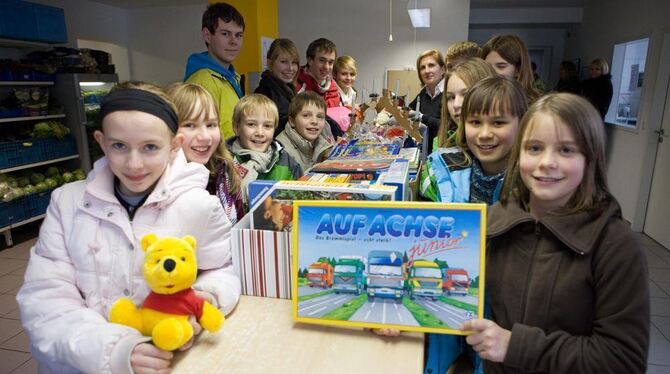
[{"left": 16, "top": 81, "right": 241, "bottom": 374}]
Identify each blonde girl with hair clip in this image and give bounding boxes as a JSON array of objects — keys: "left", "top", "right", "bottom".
[
  {"left": 332, "top": 55, "right": 358, "bottom": 107},
  {"left": 254, "top": 38, "right": 301, "bottom": 135},
  {"left": 227, "top": 94, "right": 303, "bottom": 203},
  {"left": 461, "top": 93, "right": 649, "bottom": 373},
  {"left": 421, "top": 58, "right": 496, "bottom": 201},
  {"left": 481, "top": 34, "right": 541, "bottom": 103},
  {"left": 17, "top": 81, "right": 241, "bottom": 373},
  {"left": 423, "top": 75, "right": 527, "bottom": 374},
  {"left": 168, "top": 82, "right": 244, "bottom": 224}
]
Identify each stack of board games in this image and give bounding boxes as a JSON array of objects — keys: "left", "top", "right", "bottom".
[{"left": 247, "top": 179, "right": 398, "bottom": 232}]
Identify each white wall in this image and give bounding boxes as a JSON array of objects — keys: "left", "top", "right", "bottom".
[
  {"left": 279, "top": 0, "right": 471, "bottom": 97},
  {"left": 126, "top": 3, "right": 207, "bottom": 86},
  {"left": 565, "top": 0, "right": 670, "bottom": 228}
]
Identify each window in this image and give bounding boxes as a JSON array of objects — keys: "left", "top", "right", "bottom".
[{"left": 606, "top": 37, "right": 650, "bottom": 128}]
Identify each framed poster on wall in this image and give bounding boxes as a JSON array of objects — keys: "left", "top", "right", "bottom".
[{"left": 292, "top": 200, "right": 486, "bottom": 335}]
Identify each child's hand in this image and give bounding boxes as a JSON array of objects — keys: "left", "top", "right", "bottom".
[
  {"left": 460, "top": 319, "right": 511, "bottom": 363},
  {"left": 365, "top": 327, "right": 401, "bottom": 337},
  {"left": 131, "top": 343, "right": 173, "bottom": 374},
  {"left": 178, "top": 315, "right": 203, "bottom": 351}
]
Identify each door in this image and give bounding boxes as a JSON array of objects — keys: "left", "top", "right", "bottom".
[{"left": 643, "top": 75, "right": 670, "bottom": 249}]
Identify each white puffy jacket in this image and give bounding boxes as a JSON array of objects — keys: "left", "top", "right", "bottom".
[{"left": 16, "top": 151, "right": 241, "bottom": 374}]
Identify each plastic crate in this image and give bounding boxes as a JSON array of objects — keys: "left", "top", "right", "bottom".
[
  {"left": 0, "top": 194, "right": 28, "bottom": 228},
  {"left": 0, "top": 134, "right": 76, "bottom": 170},
  {"left": 24, "top": 188, "right": 52, "bottom": 218}
]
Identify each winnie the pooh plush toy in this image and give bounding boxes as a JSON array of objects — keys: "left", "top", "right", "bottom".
[{"left": 109, "top": 234, "right": 224, "bottom": 351}]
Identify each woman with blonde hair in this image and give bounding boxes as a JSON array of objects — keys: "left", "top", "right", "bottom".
[
  {"left": 581, "top": 58, "right": 613, "bottom": 118},
  {"left": 255, "top": 38, "right": 301, "bottom": 135},
  {"left": 409, "top": 49, "right": 447, "bottom": 153},
  {"left": 168, "top": 82, "right": 244, "bottom": 224},
  {"left": 333, "top": 55, "right": 358, "bottom": 107},
  {"left": 481, "top": 34, "right": 541, "bottom": 103}
]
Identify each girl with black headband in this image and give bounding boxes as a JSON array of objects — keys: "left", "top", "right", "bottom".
[{"left": 17, "top": 81, "right": 241, "bottom": 373}]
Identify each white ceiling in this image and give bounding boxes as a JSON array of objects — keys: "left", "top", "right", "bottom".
[{"left": 90, "top": 0, "right": 587, "bottom": 10}]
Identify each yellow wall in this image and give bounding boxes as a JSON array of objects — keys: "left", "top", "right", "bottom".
[{"left": 209, "top": 0, "right": 278, "bottom": 91}]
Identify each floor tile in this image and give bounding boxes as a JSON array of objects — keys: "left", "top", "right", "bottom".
[
  {"left": 0, "top": 295, "right": 18, "bottom": 317},
  {"left": 653, "top": 316, "right": 670, "bottom": 341},
  {"left": 647, "top": 250, "right": 670, "bottom": 269},
  {"left": 0, "top": 349, "right": 30, "bottom": 374},
  {"left": 0, "top": 331, "right": 30, "bottom": 353},
  {"left": 0, "top": 260, "right": 27, "bottom": 278},
  {"left": 0, "top": 242, "right": 32, "bottom": 260},
  {"left": 9, "top": 267, "right": 26, "bottom": 277},
  {"left": 0, "top": 275, "right": 23, "bottom": 295},
  {"left": 652, "top": 298, "right": 670, "bottom": 317},
  {"left": 649, "top": 322, "right": 670, "bottom": 366},
  {"left": 647, "top": 364, "right": 670, "bottom": 374},
  {"left": 652, "top": 281, "right": 669, "bottom": 298},
  {"left": 10, "top": 359, "right": 38, "bottom": 374},
  {"left": 650, "top": 268, "right": 670, "bottom": 283},
  {"left": 0, "top": 319, "right": 22, "bottom": 345}
]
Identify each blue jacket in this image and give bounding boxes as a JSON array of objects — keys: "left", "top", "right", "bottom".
[
  {"left": 184, "top": 52, "right": 243, "bottom": 98},
  {"left": 423, "top": 147, "right": 502, "bottom": 374}
]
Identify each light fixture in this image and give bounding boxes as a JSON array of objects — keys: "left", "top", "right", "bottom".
[
  {"left": 389, "top": 0, "right": 393, "bottom": 41},
  {"left": 80, "top": 82, "right": 106, "bottom": 86},
  {"left": 408, "top": 8, "right": 430, "bottom": 28}
]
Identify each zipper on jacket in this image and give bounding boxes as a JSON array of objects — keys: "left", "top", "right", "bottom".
[{"left": 519, "top": 220, "right": 541, "bottom": 322}]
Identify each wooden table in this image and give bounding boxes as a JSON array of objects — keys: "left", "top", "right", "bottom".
[{"left": 172, "top": 296, "right": 425, "bottom": 373}]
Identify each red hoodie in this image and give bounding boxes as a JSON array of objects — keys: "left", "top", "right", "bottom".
[{"left": 297, "top": 67, "right": 341, "bottom": 108}]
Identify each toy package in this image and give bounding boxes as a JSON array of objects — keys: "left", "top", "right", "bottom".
[
  {"left": 248, "top": 180, "right": 397, "bottom": 232},
  {"left": 292, "top": 201, "right": 486, "bottom": 335}
]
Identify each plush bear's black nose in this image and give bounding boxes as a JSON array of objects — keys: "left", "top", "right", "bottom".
[{"left": 163, "top": 259, "right": 176, "bottom": 272}]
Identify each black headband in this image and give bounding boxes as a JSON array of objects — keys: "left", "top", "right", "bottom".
[{"left": 101, "top": 88, "right": 178, "bottom": 133}]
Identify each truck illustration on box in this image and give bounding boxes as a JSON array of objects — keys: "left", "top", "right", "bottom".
[
  {"left": 366, "top": 250, "right": 405, "bottom": 300},
  {"left": 333, "top": 256, "right": 366, "bottom": 295},
  {"left": 307, "top": 261, "right": 333, "bottom": 288},
  {"left": 406, "top": 260, "right": 443, "bottom": 300},
  {"left": 443, "top": 268, "right": 469, "bottom": 296}
]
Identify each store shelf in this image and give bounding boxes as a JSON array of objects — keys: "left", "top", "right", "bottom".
[
  {"left": 0, "top": 38, "right": 53, "bottom": 49},
  {"left": 0, "top": 154, "right": 78, "bottom": 173},
  {"left": 0, "top": 81, "right": 55, "bottom": 86},
  {"left": 0, "top": 113, "right": 66, "bottom": 123},
  {"left": 0, "top": 213, "right": 45, "bottom": 232}
]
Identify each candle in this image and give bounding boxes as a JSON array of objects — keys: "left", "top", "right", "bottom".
[{"left": 394, "top": 79, "right": 400, "bottom": 96}]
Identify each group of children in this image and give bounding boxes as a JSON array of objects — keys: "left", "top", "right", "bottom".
[{"left": 13, "top": 3, "right": 649, "bottom": 372}]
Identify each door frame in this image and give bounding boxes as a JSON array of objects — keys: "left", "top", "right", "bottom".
[{"left": 634, "top": 30, "right": 670, "bottom": 232}]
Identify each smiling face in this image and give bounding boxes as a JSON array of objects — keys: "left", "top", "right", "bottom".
[
  {"left": 292, "top": 103, "right": 326, "bottom": 144},
  {"left": 308, "top": 50, "right": 336, "bottom": 84},
  {"left": 485, "top": 51, "right": 517, "bottom": 78},
  {"left": 177, "top": 100, "right": 221, "bottom": 164},
  {"left": 419, "top": 56, "right": 445, "bottom": 89},
  {"left": 464, "top": 110, "right": 519, "bottom": 175},
  {"left": 203, "top": 19, "right": 244, "bottom": 68},
  {"left": 446, "top": 74, "right": 467, "bottom": 123},
  {"left": 235, "top": 109, "right": 276, "bottom": 152},
  {"left": 335, "top": 68, "right": 356, "bottom": 90},
  {"left": 589, "top": 64, "right": 602, "bottom": 78},
  {"left": 95, "top": 111, "right": 182, "bottom": 197},
  {"left": 271, "top": 50, "right": 299, "bottom": 84},
  {"left": 520, "top": 113, "right": 586, "bottom": 216}
]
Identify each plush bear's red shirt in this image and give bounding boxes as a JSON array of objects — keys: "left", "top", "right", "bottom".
[{"left": 142, "top": 288, "right": 204, "bottom": 319}]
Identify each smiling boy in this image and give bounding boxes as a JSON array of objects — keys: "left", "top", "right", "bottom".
[
  {"left": 184, "top": 3, "right": 245, "bottom": 140},
  {"left": 297, "top": 38, "right": 341, "bottom": 108}
]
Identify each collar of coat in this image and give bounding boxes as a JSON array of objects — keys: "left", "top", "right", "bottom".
[{"left": 486, "top": 197, "right": 623, "bottom": 255}]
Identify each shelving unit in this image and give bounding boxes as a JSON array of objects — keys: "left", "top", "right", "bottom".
[{"left": 0, "top": 78, "right": 80, "bottom": 246}]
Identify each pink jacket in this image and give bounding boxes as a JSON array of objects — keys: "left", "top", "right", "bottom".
[{"left": 16, "top": 151, "right": 241, "bottom": 374}]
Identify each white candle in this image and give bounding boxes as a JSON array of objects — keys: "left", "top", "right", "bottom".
[
  {"left": 416, "top": 98, "right": 420, "bottom": 114},
  {"left": 372, "top": 79, "right": 376, "bottom": 95},
  {"left": 394, "top": 79, "right": 400, "bottom": 96}
]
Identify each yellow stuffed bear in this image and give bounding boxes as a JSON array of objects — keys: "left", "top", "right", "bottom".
[{"left": 109, "top": 234, "right": 224, "bottom": 351}]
